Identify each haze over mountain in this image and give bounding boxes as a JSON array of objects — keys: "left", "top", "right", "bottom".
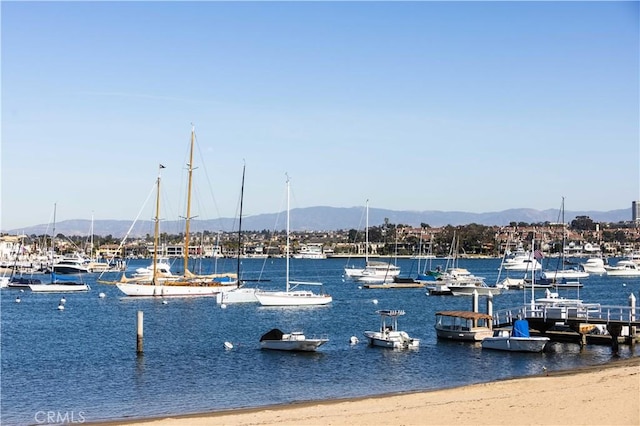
[{"left": 2, "top": 207, "right": 631, "bottom": 238}]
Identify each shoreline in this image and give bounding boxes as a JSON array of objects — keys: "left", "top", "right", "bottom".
[{"left": 92, "top": 356, "right": 639, "bottom": 425}]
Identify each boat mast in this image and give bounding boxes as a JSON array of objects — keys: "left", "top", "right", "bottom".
[
  {"left": 152, "top": 165, "right": 163, "bottom": 285},
  {"left": 286, "top": 174, "right": 290, "bottom": 292},
  {"left": 236, "top": 162, "right": 245, "bottom": 288},
  {"left": 183, "top": 125, "right": 196, "bottom": 275},
  {"left": 365, "top": 199, "right": 369, "bottom": 264},
  {"left": 51, "top": 203, "right": 57, "bottom": 283}
]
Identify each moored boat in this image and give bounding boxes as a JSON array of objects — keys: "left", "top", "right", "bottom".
[
  {"left": 434, "top": 310, "right": 493, "bottom": 341},
  {"left": 481, "top": 319, "right": 549, "bottom": 352},
  {"left": 259, "top": 328, "right": 328, "bottom": 352},
  {"left": 363, "top": 309, "right": 419, "bottom": 349}
]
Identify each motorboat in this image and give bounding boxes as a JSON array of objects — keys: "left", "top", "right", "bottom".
[
  {"left": 52, "top": 253, "right": 90, "bottom": 274},
  {"left": 541, "top": 268, "right": 589, "bottom": 281},
  {"left": 132, "top": 257, "right": 174, "bottom": 280},
  {"left": 363, "top": 309, "right": 419, "bottom": 349},
  {"left": 448, "top": 280, "right": 502, "bottom": 296},
  {"left": 292, "top": 243, "right": 327, "bottom": 259},
  {"left": 604, "top": 260, "right": 640, "bottom": 277},
  {"left": 579, "top": 257, "right": 607, "bottom": 275},
  {"left": 434, "top": 310, "right": 493, "bottom": 341},
  {"left": 503, "top": 245, "right": 542, "bottom": 271},
  {"left": 481, "top": 319, "right": 549, "bottom": 352},
  {"left": 355, "top": 262, "right": 401, "bottom": 284},
  {"left": 259, "top": 328, "right": 328, "bottom": 352}
]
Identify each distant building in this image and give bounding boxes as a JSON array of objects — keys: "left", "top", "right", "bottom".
[{"left": 633, "top": 201, "right": 640, "bottom": 223}]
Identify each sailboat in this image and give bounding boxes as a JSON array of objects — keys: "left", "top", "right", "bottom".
[
  {"left": 540, "top": 197, "right": 588, "bottom": 285},
  {"left": 29, "top": 204, "right": 91, "bottom": 293},
  {"left": 343, "top": 200, "right": 400, "bottom": 283},
  {"left": 216, "top": 163, "right": 260, "bottom": 304},
  {"left": 254, "top": 176, "right": 332, "bottom": 307},
  {"left": 116, "top": 128, "right": 238, "bottom": 297}
]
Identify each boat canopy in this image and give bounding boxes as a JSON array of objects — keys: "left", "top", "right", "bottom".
[
  {"left": 260, "top": 328, "right": 284, "bottom": 341},
  {"left": 435, "top": 311, "right": 493, "bottom": 320}
]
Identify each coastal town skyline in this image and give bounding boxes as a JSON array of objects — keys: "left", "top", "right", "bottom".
[{"left": 2, "top": 2, "right": 638, "bottom": 231}]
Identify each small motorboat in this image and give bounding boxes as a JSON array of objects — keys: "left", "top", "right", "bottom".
[
  {"left": 481, "top": 319, "right": 549, "bottom": 352},
  {"left": 363, "top": 309, "right": 419, "bottom": 349},
  {"left": 259, "top": 328, "right": 328, "bottom": 352}
]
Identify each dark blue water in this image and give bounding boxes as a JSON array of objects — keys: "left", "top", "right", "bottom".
[{"left": 2, "top": 257, "right": 639, "bottom": 424}]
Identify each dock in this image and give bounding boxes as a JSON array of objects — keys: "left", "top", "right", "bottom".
[{"left": 492, "top": 293, "right": 639, "bottom": 353}]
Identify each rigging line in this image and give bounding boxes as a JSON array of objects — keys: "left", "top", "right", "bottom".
[{"left": 97, "top": 178, "right": 157, "bottom": 280}]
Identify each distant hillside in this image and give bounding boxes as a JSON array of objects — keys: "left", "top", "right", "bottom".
[{"left": 3, "top": 206, "right": 631, "bottom": 238}]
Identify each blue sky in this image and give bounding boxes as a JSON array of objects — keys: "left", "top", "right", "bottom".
[{"left": 2, "top": 1, "right": 638, "bottom": 232}]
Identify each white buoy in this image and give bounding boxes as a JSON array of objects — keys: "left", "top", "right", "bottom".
[
  {"left": 60, "top": 297, "right": 66, "bottom": 304},
  {"left": 372, "top": 299, "right": 378, "bottom": 304},
  {"left": 224, "top": 341, "right": 233, "bottom": 350},
  {"left": 358, "top": 286, "right": 362, "bottom": 289},
  {"left": 15, "top": 297, "right": 21, "bottom": 303},
  {"left": 162, "top": 300, "right": 168, "bottom": 305},
  {"left": 350, "top": 336, "right": 359, "bottom": 345},
  {"left": 58, "top": 304, "right": 65, "bottom": 311},
  {"left": 622, "top": 283, "right": 627, "bottom": 287},
  {"left": 99, "top": 292, "right": 106, "bottom": 298},
  {"left": 221, "top": 303, "right": 227, "bottom": 309}
]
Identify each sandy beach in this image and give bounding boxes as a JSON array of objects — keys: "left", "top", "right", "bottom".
[{"left": 102, "top": 356, "right": 639, "bottom": 426}]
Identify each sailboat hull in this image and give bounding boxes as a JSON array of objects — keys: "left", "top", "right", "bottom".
[
  {"left": 29, "top": 284, "right": 90, "bottom": 293},
  {"left": 116, "top": 282, "right": 236, "bottom": 297},
  {"left": 254, "top": 290, "right": 332, "bottom": 306}
]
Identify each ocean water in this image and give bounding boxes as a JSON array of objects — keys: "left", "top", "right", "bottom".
[{"left": 2, "top": 257, "right": 639, "bottom": 425}]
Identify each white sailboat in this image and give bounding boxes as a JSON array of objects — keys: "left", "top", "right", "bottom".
[
  {"left": 254, "top": 176, "right": 332, "bottom": 307},
  {"left": 30, "top": 204, "right": 91, "bottom": 293},
  {"left": 116, "top": 128, "right": 238, "bottom": 297},
  {"left": 344, "top": 200, "right": 400, "bottom": 283},
  {"left": 216, "top": 163, "right": 260, "bottom": 304}
]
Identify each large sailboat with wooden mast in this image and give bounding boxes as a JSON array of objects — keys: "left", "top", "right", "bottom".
[{"left": 115, "top": 127, "right": 237, "bottom": 297}]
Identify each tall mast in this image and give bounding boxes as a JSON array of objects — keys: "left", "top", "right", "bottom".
[
  {"left": 153, "top": 164, "right": 163, "bottom": 285},
  {"left": 285, "top": 174, "right": 290, "bottom": 292},
  {"left": 51, "top": 203, "right": 57, "bottom": 283},
  {"left": 236, "top": 162, "right": 245, "bottom": 288},
  {"left": 183, "top": 125, "right": 196, "bottom": 274},
  {"left": 365, "top": 199, "right": 369, "bottom": 263}
]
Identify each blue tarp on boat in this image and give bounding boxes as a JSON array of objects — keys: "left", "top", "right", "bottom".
[{"left": 513, "top": 319, "right": 530, "bottom": 337}]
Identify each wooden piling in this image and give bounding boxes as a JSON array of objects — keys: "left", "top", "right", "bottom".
[{"left": 137, "top": 311, "right": 144, "bottom": 355}]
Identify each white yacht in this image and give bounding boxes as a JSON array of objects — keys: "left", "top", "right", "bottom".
[{"left": 604, "top": 259, "right": 640, "bottom": 277}]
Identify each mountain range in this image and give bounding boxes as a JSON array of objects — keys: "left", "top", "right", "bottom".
[{"left": 2, "top": 206, "right": 631, "bottom": 238}]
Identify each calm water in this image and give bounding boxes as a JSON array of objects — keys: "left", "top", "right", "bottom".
[{"left": 2, "top": 257, "right": 639, "bottom": 424}]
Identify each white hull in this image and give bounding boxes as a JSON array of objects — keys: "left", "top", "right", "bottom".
[
  {"left": 216, "top": 287, "right": 259, "bottom": 304},
  {"left": 449, "top": 285, "right": 502, "bottom": 296},
  {"left": 260, "top": 339, "right": 327, "bottom": 351},
  {"left": 255, "top": 290, "right": 332, "bottom": 306},
  {"left": 363, "top": 330, "right": 419, "bottom": 349},
  {"left": 482, "top": 336, "right": 549, "bottom": 352},
  {"left": 541, "top": 269, "right": 589, "bottom": 280},
  {"left": 116, "top": 282, "right": 235, "bottom": 297},
  {"left": 605, "top": 260, "right": 640, "bottom": 277},
  {"left": 29, "top": 283, "right": 90, "bottom": 292}
]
